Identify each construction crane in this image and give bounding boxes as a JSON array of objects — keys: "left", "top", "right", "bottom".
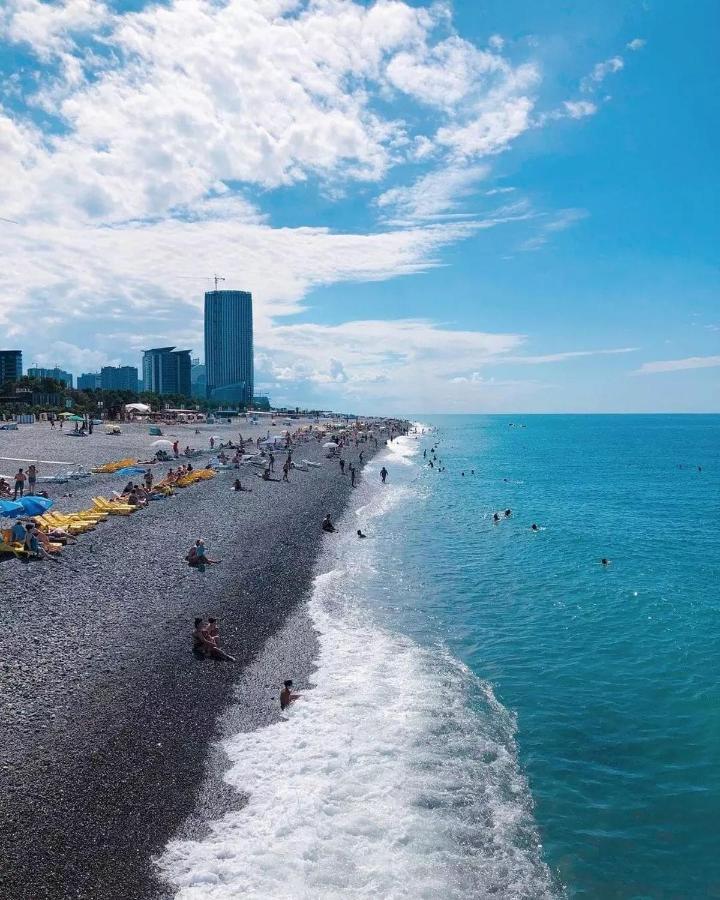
[{"left": 176, "top": 274, "right": 227, "bottom": 291}]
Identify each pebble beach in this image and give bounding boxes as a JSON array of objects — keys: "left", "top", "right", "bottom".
[{"left": 0, "top": 417, "right": 382, "bottom": 900}]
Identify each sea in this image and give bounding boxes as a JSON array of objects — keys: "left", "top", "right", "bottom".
[{"left": 160, "top": 415, "right": 720, "bottom": 899}]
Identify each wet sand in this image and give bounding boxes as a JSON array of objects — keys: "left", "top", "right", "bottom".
[{"left": 0, "top": 419, "right": 375, "bottom": 899}]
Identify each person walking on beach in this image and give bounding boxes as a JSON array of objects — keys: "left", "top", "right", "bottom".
[
  {"left": 280, "top": 679, "right": 301, "bottom": 710},
  {"left": 27, "top": 465, "right": 37, "bottom": 495},
  {"left": 350, "top": 463, "right": 356, "bottom": 487},
  {"left": 269, "top": 451, "right": 275, "bottom": 472},
  {"left": 339, "top": 458, "right": 345, "bottom": 475},
  {"left": 282, "top": 459, "right": 290, "bottom": 482},
  {"left": 173, "top": 440, "right": 179, "bottom": 458},
  {"left": 13, "top": 468, "right": 26, "bottom": 500},
  {"left": 380, "top": 466, "right": 388, "bottom": 484}
]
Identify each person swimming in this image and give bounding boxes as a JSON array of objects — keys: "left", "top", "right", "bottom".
[
  {"left": 601, "top": 557, "right": 611, "bottom": 566},
  {"left": 493, "top": 512, "right": 500, "bottom": 523},
  {"left": 531, "top": 523, "right": 539, "bottom": 531},
  {"left": 504, "top": 508, "right": 512, "bottom": 517}
]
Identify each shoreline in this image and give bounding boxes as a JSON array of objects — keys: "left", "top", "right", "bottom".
[{"left": 0, "top": 420, "right": 390, "bottom": 900}]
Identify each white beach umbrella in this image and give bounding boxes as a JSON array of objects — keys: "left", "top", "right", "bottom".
[
  {"left": 150, "top": 439, "right": 173, "bottom": 450},
  {"left": 323, "top": 441, "right": 339, "bottom": 449}
]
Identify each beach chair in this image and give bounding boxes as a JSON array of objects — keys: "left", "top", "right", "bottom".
[
  {"left": 43, "top": 513, "right": 95, "bottom": 534},
  {"left": 92, "top": 497, "right": 134, "bottom": 515}
]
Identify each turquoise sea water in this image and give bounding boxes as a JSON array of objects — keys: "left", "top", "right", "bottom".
[
  {"left": 162, "top": 416, "right": 719, "bottom": 899},
  {"left": 375, "top": 415, "right": 720, "bottom": 898}
]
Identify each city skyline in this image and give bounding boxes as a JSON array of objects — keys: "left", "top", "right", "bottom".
[{"left": 0, "top": 1, "right": 717, "bottom": 414}]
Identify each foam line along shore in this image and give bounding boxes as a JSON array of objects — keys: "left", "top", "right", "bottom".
[{"left": 158, "top": 430, "right": 557, "bottom": 900}]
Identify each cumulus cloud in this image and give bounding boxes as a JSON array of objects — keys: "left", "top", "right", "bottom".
[
  {"left": 0, "top": 0, "right": 641, "bottom": 411},
  {"left": 634, "top": 356, "right": 720, "bottom": 374}
]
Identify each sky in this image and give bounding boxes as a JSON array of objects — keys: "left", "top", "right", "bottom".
[{"left": 0, "top": 0, "right": 718, "bottom": 414}]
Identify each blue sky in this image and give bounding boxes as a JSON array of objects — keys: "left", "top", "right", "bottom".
[{"left": 0, "top": 0, "right": 717, "bottom": 413}]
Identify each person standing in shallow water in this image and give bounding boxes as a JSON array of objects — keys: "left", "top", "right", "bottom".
[
  {"left": 280, "top": 680, "right": 300, "bottom": 710},
  {"left": 380, "top": 466, "right": 388, "bottom": 484}
]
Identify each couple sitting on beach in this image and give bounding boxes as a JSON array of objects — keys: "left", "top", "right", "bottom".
[
  {"left": 192, "top": 617, "right": 235, "bottom": 661},
  {"left": 186, "top": 538, "right": 220, "bottom": 568}
]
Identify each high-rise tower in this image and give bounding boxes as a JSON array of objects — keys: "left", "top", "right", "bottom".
[{"left": 204, "top": 289, "right": 253, "bottom": 406}]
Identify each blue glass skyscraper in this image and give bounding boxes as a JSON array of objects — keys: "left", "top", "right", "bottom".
[{"left": 204, "top": 289, "right": 253, "bottom": 406}]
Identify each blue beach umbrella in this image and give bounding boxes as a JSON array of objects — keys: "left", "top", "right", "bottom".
[
  {"left": 17, "top": 495, "right": 54, "bottom": 516},
  {"left": 0, "top": 499, "right": 24, "bottom": 518}
]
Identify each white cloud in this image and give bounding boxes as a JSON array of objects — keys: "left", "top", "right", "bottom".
[
  {"left": 1, "top": 0, "right": 110, "bottom": 59},
  {"left": 506, "top": 347, "right": 638, "bottom": 364},
  {"left": 519, "top": 208, "right": 587, "bottom": 251},
  {"left": 376, "top": 165, "right": 489, "bottom": 221},
  {"left": 0, "top": 0, "right": 643, "bottom": 412},
  {"left": 581, "top": 56, "right": 624, "bottom": 93},
  {"left": 634, "top": 356, "right": 720, "bottom": 374},
  {"left": 626, "top": 38, "right": 646, "bottom": 51},
  {"left": 563, "top": 100, "right": 597, "bottom": 119}
]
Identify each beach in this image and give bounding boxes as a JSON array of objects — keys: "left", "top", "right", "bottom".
[{"left": 0, "top": 418, "right": 380, "bottom": 900}]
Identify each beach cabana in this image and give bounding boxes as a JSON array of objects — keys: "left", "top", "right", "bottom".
[{"left": 125, "top": 403, "right": 152, "bottom": 414}]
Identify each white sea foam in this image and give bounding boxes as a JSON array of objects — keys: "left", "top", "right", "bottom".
[{"left": 159, "top": 436, "right": 557, "bottom": 899}]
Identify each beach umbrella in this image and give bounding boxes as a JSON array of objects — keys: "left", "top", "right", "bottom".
[
  {"left": 18, "top": 495, "right": 54, "bottom": 516},
  {"left": 323, "top": 441, "right": 338, "bottom": 449},
  {"left": 0, "top": 499, "right": 24, "bottom": 517},
  {"left": 150, "top": 439, "right": 173, "bottom": 450},
  {"left": 68, "top": 414, "right": 85, "bottom": 421}
]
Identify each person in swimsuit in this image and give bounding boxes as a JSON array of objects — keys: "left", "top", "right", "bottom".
[
  {"left": 204, "top": 618, "right": 236, "bottom": 661},
  {"left": 357, "top": 529, "right": 367, "bottom": 538},
  {"left": 280, "top": 679, "right": 301, "bottom": 710},
  {"left": 27, "top": 465, "right": 37, "bottom": 494},
  {"left": 380, "top": 467, "right": 388, "bottom": 483},
  {"left": 13, "top": 469, "right": 26, "bottom": 500}
]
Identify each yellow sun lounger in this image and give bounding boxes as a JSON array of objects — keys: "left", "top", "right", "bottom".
[{"left": 92, "top": 497, "right": 134, "bottom": 515}]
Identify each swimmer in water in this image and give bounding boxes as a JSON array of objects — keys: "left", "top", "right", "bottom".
[
  {"left": 504, "top": 508, "right": 512, "bottom": 517},
  {"left": 531, "top": 523, "right": 539, "bottom": 531},
  {"left": 601, "top": 558, "right": 610, "bottom": 566},
  {"left": 493, "top": 512, "right": 500, "bottom": 523},
  {"left": 357, "top": 529, "right": 367, "bottom": 538}
]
